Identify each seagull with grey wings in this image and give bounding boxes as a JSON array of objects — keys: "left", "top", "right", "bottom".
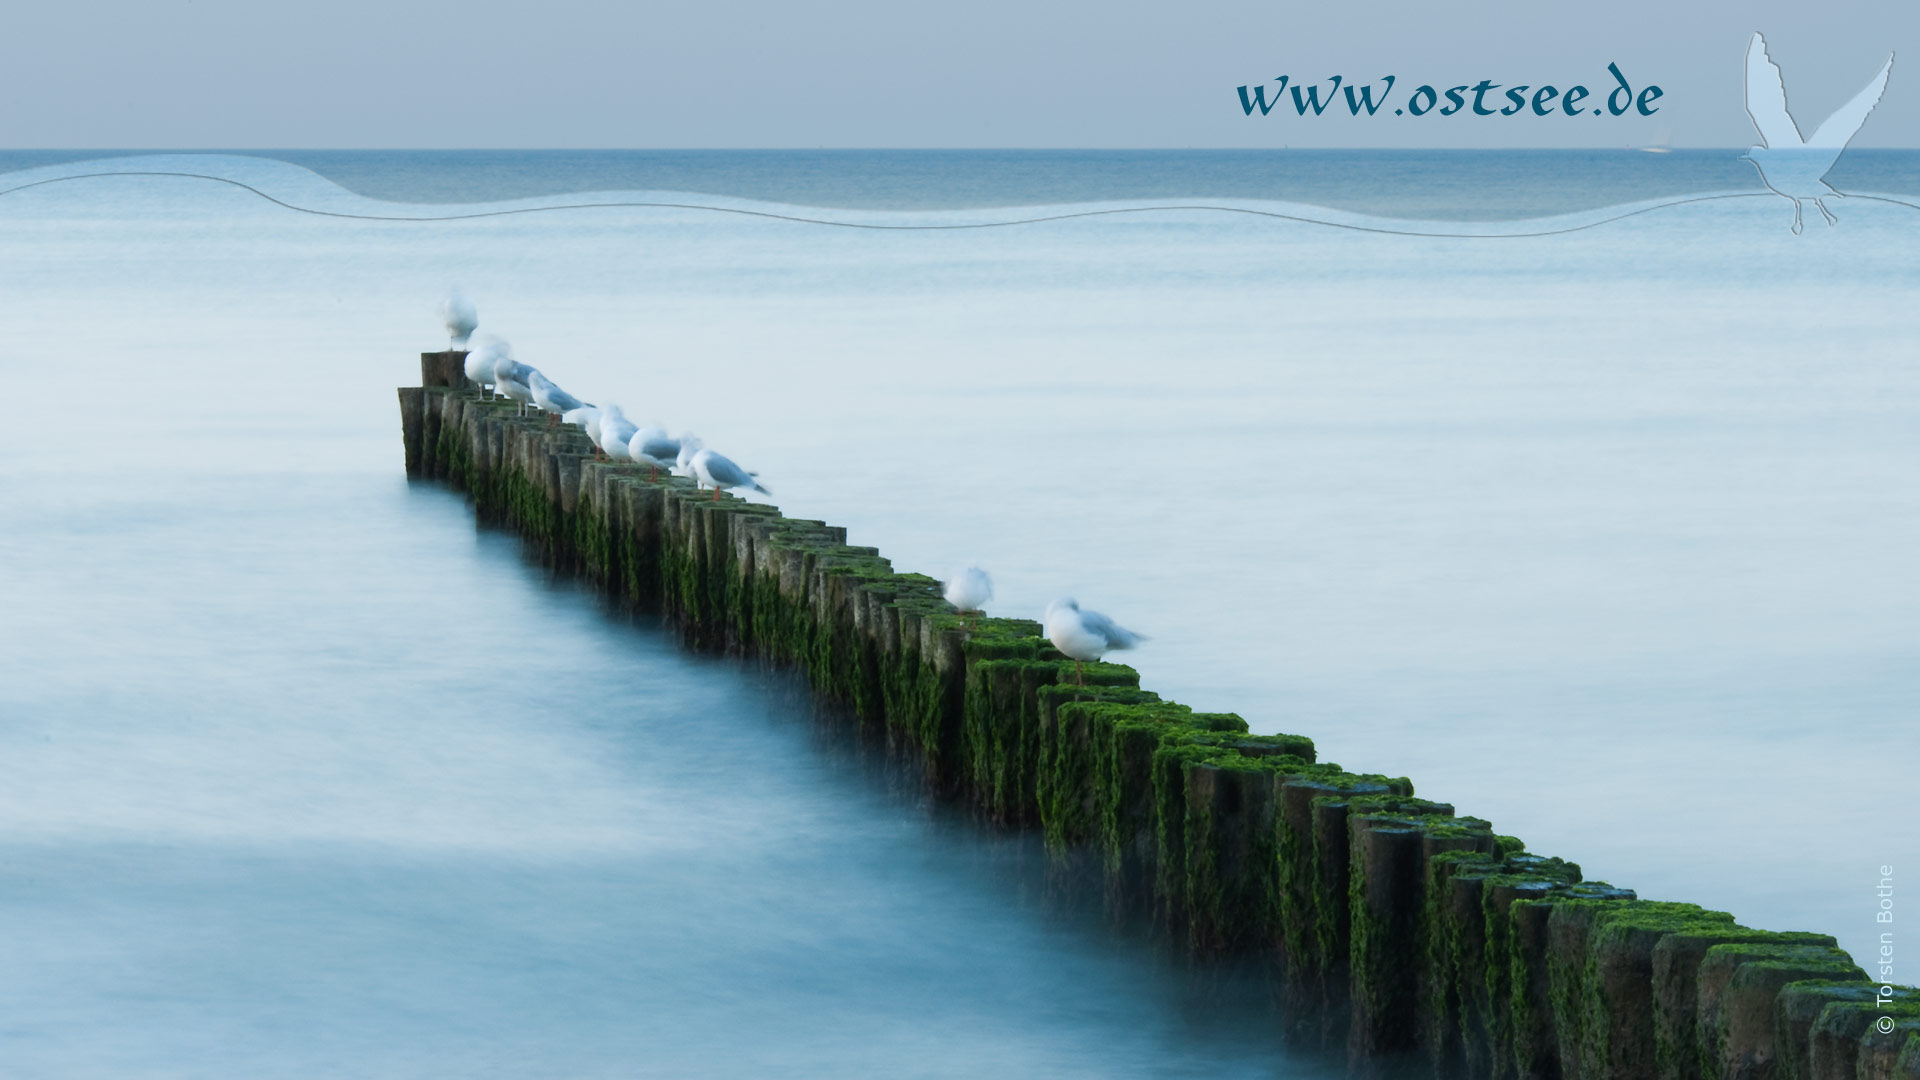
[
  {"left": 1044, "top": 598, "right": 1144, "bottom": 686},
  {"left": 688, "top": 447, "right": 768, "bottom": 501},
  {"left": 597, "top": 406, "right": 640, "bottom": 463},
  {"left": 491, "top": 353, "right": 538, "bottom": 416},
  {"left": 527, "top": 370, "right": 589, "bottom": 426},
  {"left": 627, "top": 426, "right": 682, "bottom": 480},
  {"left": 1743, "top": 32, "right": 1894, "bottom": 234}
]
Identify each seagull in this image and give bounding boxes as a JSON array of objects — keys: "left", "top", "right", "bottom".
[
  {"left": 598, "top": 406, "right": 639, "bottom": 464},
  {"left": 627, "top": 426, "right": 682, "bottom": 480},
  {"left": 463, "top": 334, "right": 509, "bottom": 398},
  {"left": 492, "top": 357, "right": 537, "bottom": 416},
  {"left": 564, "top": 405, "right": 604, "bottom": 455},
  {"left": 1044, "top": 598, "right": 1145, "bottom": 685},
  {"left": 563, "top": 404, "right": 600, "bottom": 431},
  {"left": 944, "top": 566, "right": 993, "bottom": 621},
  {"left": 673, "top": 434, "right": 704, "bottom": 477},
  {"left": 688, "top": 448, "right": 768, "bottom": 501},
  {"left": 1742, "top": 32, "right": 1894, "bottom": 233},
  {"left": 440, "top": 289, "right": 478, "bottom": 349},
  {"left": 527, "top": 370, "right": 588, "bottom": 426}
]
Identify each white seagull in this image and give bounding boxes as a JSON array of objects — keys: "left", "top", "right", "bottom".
[
  {"left": 440, "top": 289, "right": 478, "bottom": 349},
  {"left": 1743, "top": 32, "right": 1894, "bottom": 233},
  {"left": 564, "top": 405, "right": 604, "bottom": 454},
  {"left": 598, "top": 406, "right": 640, "bottom": 464},
  {"left": 527, "top": 370, "right": 588, "bottom": 426},
  {"left": 689, "top": 447, "right": 768, "bottom": 501},
  {"left": 492, "top": 356, "right": 537, "bottom": 416},
  {"left": 627, "top": 426, "right": 682, "bottom": 480},
  {"left": 1044, "top": 598, "right": 1145, "bottom": 685},
  {"left": 944, "top": 566, "right": 993, "bottom": 618},
  {"left": 463, "top": 333, "right": 509, "bottom": 397},
  {"left": 673, "top": 434, "right": 704, "bottom": 477}
]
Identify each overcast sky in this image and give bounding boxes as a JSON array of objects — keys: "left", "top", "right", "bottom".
[{"left": 1, "top": 0, "right": 1913, "bottom": 148}]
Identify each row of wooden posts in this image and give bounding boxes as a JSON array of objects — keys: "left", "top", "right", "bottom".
[{"left": 401, "top": 351, "right": 1917, "bottom": 1080}]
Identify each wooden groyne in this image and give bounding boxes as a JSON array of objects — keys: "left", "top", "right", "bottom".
[{"left": 401, "top": 350, "right": 1918, "bottom": 1080}]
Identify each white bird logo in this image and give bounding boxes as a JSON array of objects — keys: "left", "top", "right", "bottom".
[{"left": 1742, "top": 32, "right": 1894, "bottom": 233}]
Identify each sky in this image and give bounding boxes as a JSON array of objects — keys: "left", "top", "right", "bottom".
[{"left": 0, "top": 0, "right": 1915, "bottom": 148}]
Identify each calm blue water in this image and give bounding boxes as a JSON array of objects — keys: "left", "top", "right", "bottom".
[{"left": 0, "top": 150, "right": 1915, "bottom": 1076}]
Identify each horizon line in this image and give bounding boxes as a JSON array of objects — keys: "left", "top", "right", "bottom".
[{"left": 5, "top": 145, "right": 1920, "bottom": 153}]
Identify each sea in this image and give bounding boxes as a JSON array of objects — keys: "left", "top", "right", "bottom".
[{"left": 0, "top": 149, "right": 1915, "bottom": 1078}]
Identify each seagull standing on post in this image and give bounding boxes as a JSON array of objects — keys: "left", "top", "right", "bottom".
[
  {"left": 689, "top": 448, "right": 768, "bottom": 501},
  {"left": 440, "top": 290, "right": 478, "bottom": 349},
  {"left": 627, "top": 426, "right": 682, "bottom": 480},
  {"left": 673, "top": 435, "right": 704, "bottom": 477},
  {"left": 563, "top": 403, "right": 601, "bottom": 440},
  {"left": 564, "top": 405, "right": 604, "bottom": 457},
  {"left": 463, "top": 334, "right": 509, "bottom": 398},
  {"left": 598, "top": 406, "right": 640, "bottom": 465},
  {"left": 1742, "top": 32, "right": 1894, "bottom": 233},
  {"left": 492, "top": 356, "right": 537, "bottom": 416},
  {"left": 527, "top": 370, "right": 587, "bottom": 426},
  {"left": 944, "top": 566, "right": 993, "bottom": 622},
  {"left": 1044, "top": 598, "right": 1144, "bottom": 686}
]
